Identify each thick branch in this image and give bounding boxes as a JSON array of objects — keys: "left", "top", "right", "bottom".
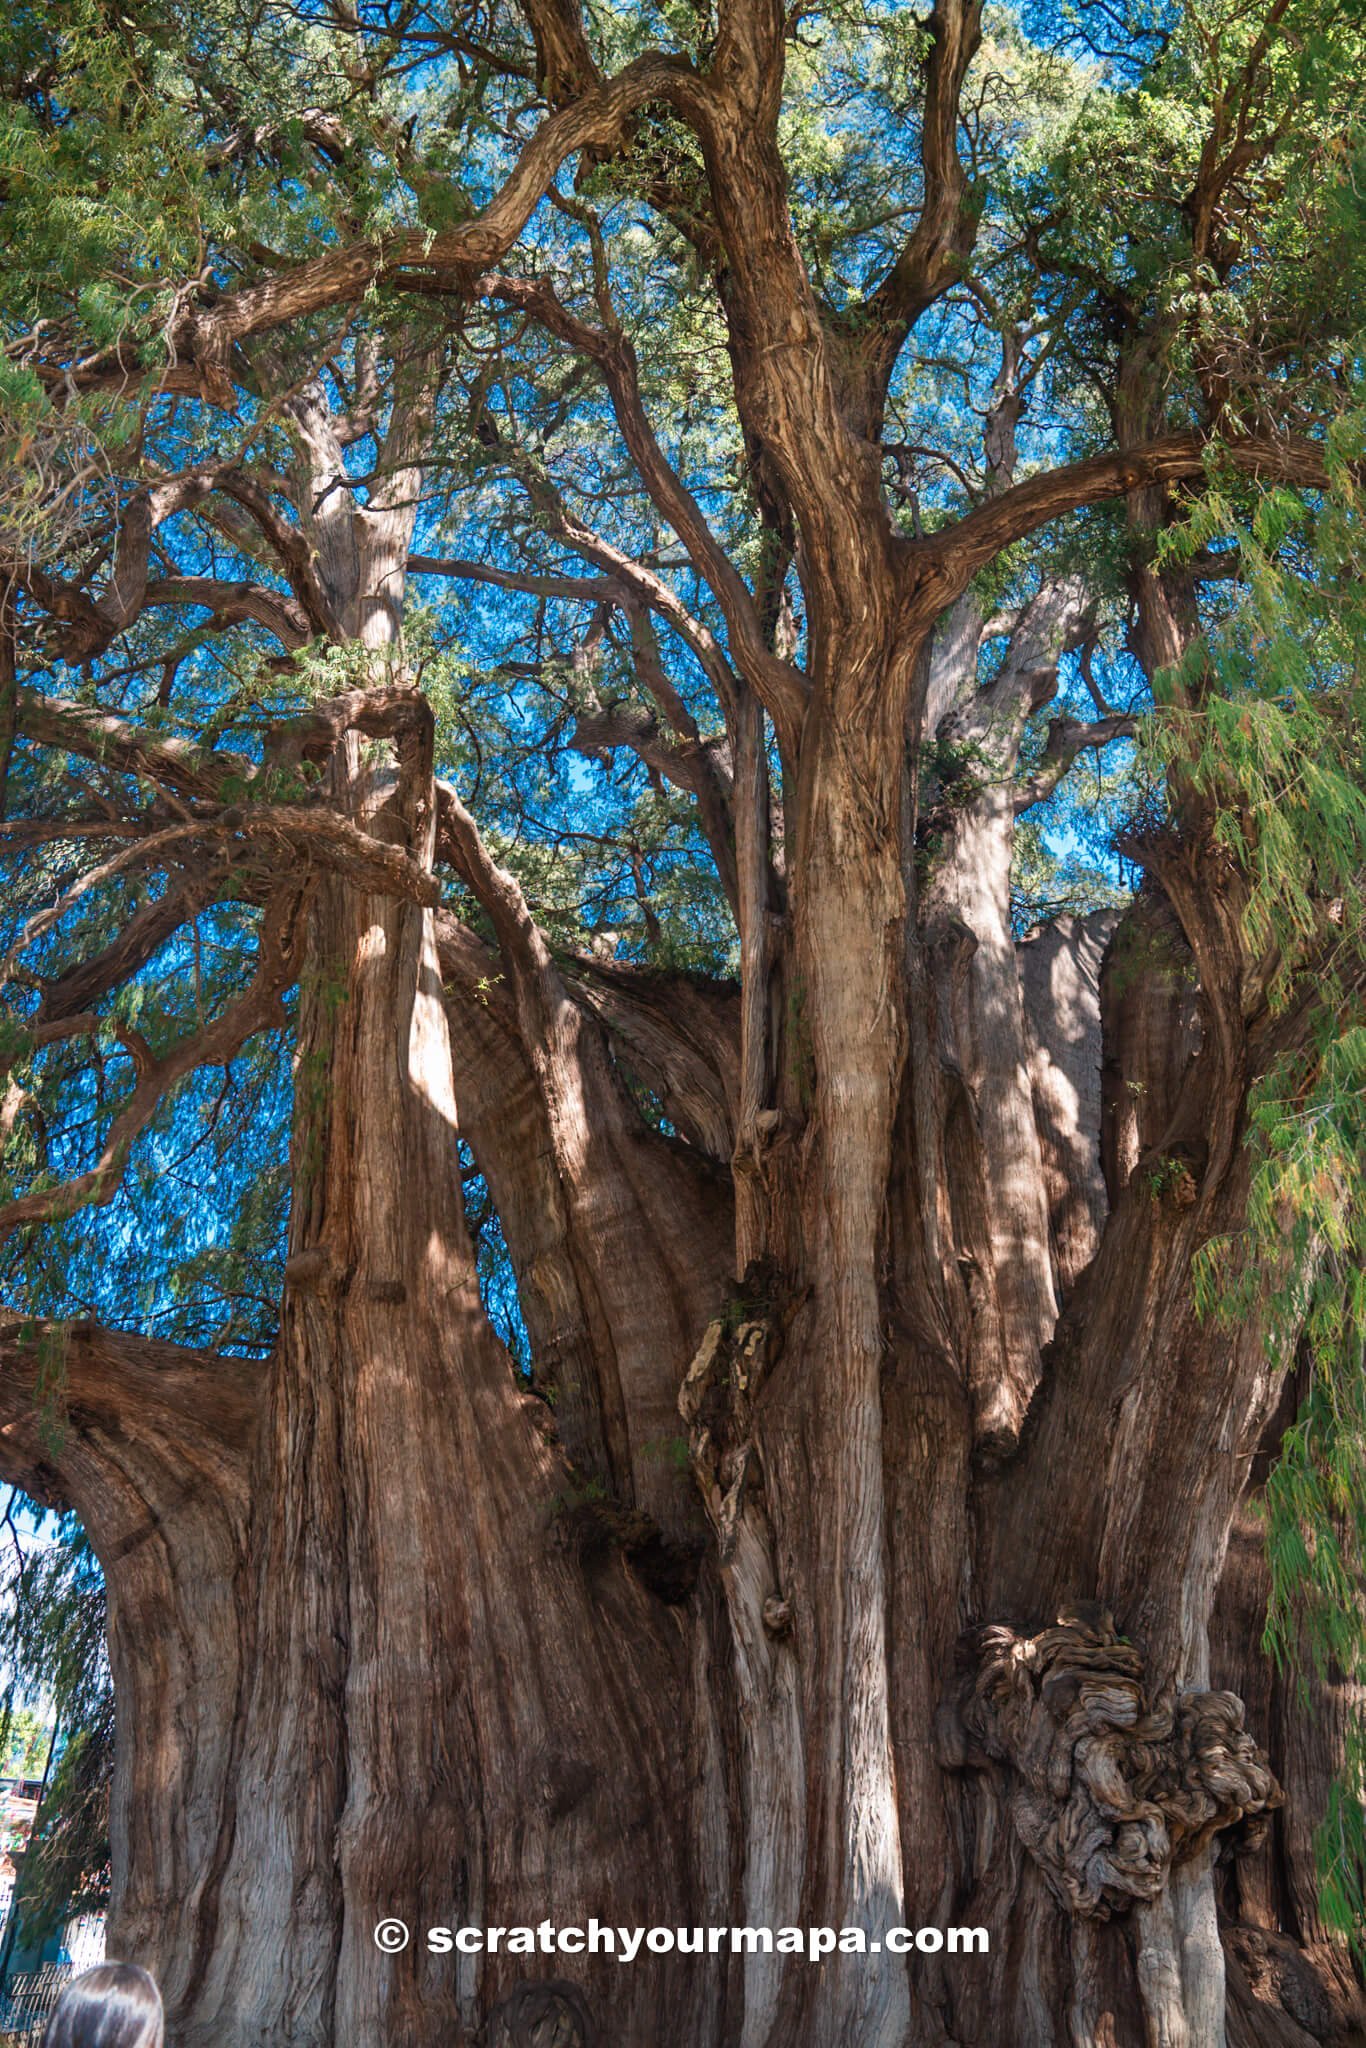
[
  {"left": 10, "top": 473, "right": 221, "bottom": 660},
  {"left": 672, "top": 10, "right": 896, "bottom": 604},
  {"left": 13, "top": 687, "right": 441, "bottom": 913},
  {"left": 0, "top": 1314, "right": 259, "bottom": 1949},
  {"left": 175, "top": 56, "right": 695, "bottom": 399},
  {"left": 436, "top": 911, "right": 739, "bottom": 1162},
  {"left": 264, "top": 682, "right": 433, "bottom": 779},
  {"left": 850, "top": 0, "right": 984, "bottom": 434},
  {"left": 212, "top": 471, "right": 345, "bottom": 639},
  {"left": 1014, "top": 712, "right": 1137, "bottom": 811},
  {"left": 917, "top": 432, "right": 1333, "bottom": 602},
  {"left": 0, "top": 1319, "right": 261, "bottom": 1512},
  {"left": 143, "top": 576, "right": 313, "bottom": 650},
  {"left": 479, "top": 272, "right": 804, "bottom": 741},
  {"left": 569, "top": 704, "right": 737, "bottom": 906},
  {"left": 35, "top": 884, "right": 217, "bottom": 1024},
  {"left": 518, "top": 0, "right": 599, "bottom": 102},
  {"left": 15, "top": 688, "right": 253, "bottom": 804},
  {"left": 562, "top": 955, "right": 740, "bottom": 1162}
]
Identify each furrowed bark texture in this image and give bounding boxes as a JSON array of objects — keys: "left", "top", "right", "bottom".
[
  {"left": 185, "top": 709, "right": 726, "bottom": 2048},
  {"left": 3, "top": 162, "right": 1358, "bottom": 2048},
  {"left": 0, "top": 1322, "right": 262, "bottom": 1994},
  {"left": 9, "top": 712, "right": 731, "bottom": 2047},
  {"left": 6, "top": 573, "right": 1357, "bottom": 2048}
]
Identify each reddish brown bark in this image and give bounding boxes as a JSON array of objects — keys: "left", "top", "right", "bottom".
[
  {"left": 1, "top": 20, "right": 1358, "bottom": 2043},
  {"left": 4, "top": 634, "right": 1356, "bottom": 2048},
  {"left": 6, "top": 501, "right": 1357, "bottom": 2048}
]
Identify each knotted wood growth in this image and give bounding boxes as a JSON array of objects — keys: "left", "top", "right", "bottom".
[
  {"left": 942, "top": 1605, "right": 1281, "bottom": 1919},
  {"left": 3, "top": 0, "right": 1361, "bottom": 2038}
]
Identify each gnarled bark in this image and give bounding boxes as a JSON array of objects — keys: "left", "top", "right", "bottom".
[
  {"left": 0, "top": 1322, "right": 262, "bottom": 2015},
  {"left": 3, "top": 25, "right": 1357, "bottom": 2038}
]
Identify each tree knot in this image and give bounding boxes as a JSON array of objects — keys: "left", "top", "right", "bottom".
[
  {"left": 1134, "top": 1139, "right": 1205, "bottom": 1208},
  {"left": 678, "top": 1261, "right": 802, "bottom": 1564},
  {"left": 283, "top": 1245, "right": 335, "bottom": 1293},
  {"left": 939, "top": 1603, "right": 1281, "bottom": 1919},
  {"left": 484, "top": 1977, "right": 595, "bottom": 2048},
  {"left": 549, "top": 1487, "right": 702, "bottom": 1605}
]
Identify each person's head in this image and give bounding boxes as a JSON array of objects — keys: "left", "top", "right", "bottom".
[{"left": 41, "top": 1963, "right": 164, "bottom": 2048}]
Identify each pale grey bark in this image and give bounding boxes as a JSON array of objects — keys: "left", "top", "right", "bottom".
[
  {"left": 1018, "top": 909, "right": 1118, "bottom": 1290},
  {"left": 920, "top": 574, "right": 1094, "bottom": 1444}
]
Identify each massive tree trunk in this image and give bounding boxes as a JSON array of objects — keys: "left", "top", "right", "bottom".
[
  {"left": 2, "top": 699, "right": 732, "bottom": 2047},
  {"left": 5, "top": 586, "right": 1361, "bottom": 2048},
  {"left": 2, "top": 318, "right": 1360, "bottom": 2048}
]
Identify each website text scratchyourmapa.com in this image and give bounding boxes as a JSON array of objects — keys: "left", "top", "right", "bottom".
[{"left": 372, "top": 1920, "right": 989, "bottom": 1964}]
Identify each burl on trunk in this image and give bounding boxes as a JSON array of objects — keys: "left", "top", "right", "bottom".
[
  {"left": 1, "top": 380, "right": 1359, "bottom": 2048},
  {"left": 1, "top": 615, "right": 1359, "bottom": 2048},
  {"left": 2, "top": 0, "right": 1361, "bottom": 2036}
]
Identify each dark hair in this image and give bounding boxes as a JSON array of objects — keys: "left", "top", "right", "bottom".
[{"left": 41, "top": 1964, "right": 164, "bottom": 2048}]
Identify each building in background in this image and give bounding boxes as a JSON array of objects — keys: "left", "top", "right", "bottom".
[{"left": 0, "top": 1751, "right": 107, "bottom": 2036}]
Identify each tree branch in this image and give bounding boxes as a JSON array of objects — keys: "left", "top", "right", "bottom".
[
  {"left": 15, "top": 689, "right": 254, "bottom": 806},
  {"left": 13, "top": 689, "right": 440, "bottom": 909},
  {"left": 414, "top": 534, "right": 745, "bottom": 723},
  {"left": 212, "top": 471, "right": 345, "bottom": 638},
  {"left": 670, "top": 8, "right": 896, "bottom": 605},
  {"left": 142, "top": 576, "right": 313, "bottom": 650},
  {"left": 409, "top": 555, "right": 617, "bottom": 604},
  {"left": 917, "top": 432, "right": 1333, "bottom": 601},
  {"left": 849, "top": 0, "right": 984, "bottom": 434},
  {"left": 0, "top": 1319, "right": 261, "bottom": 1518},
  {"left": 518, "top": 0, "right": 599, "bottom": 103},
  {"left": 263, "top": 682, "right": 433, "bottom": 781},
  {"left": 34, "top": 884, "right": 222, "bottom": 1025},
  {"left": 11, "top": 472, "right": 223, "bottom": 660},
  {"left": 478, "top": 271, "right": 804, "bottom": 742},
  {"left": 569, "top": 698, "right": 739, "bottom": 913},
  {"left": 1014, "top": 714, "right": 1137, "bottom": 811},
  {"left": 174, "top": 55, "right": 696, "bottom": 401},
  {"left": 0, "top": 892, "right": 302, "bottom": 1241}
]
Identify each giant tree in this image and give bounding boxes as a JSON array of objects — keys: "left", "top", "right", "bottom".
[{"left": 0, "top": 0, "right": 1363, "bottom": 2042}]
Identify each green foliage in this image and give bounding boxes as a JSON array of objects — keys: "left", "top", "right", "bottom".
[
  {"left": 1317, "top": 1723, "right": 1366, "bottom": 1952},
  {"left": 2, "top": 1705, "right": 48, "bottom": 1780},
  {"left": 1010, "top": 812, "right": 1133, "bottom": 936},
  {"left": 1190, "top": 907, "right": 1366, "bottom": 1955},
  {"left": 1158, "top": 359, "right": 1366, "bottom": 1950},
  {"left": 1170, "top": 490, "right": 1366, "bottom": 1916},
  {"left": 0, "top": 0, "right": 1363, "bottom": 1970},
  {"left": 1150, "top": 417, "right": 1366, "bottom": 993}
]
